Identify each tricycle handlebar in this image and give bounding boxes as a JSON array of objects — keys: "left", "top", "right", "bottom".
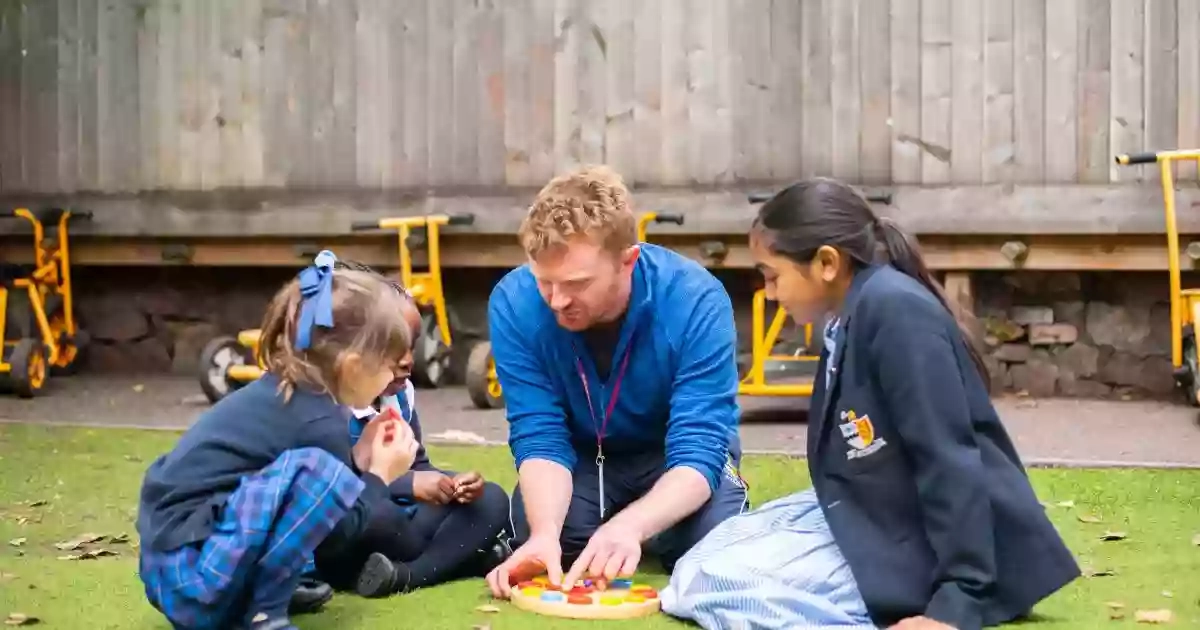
[
  {"left": 350, "top": 220, "right": 380, "bottom": 231},
  {"left": 1115, "top": 152, "right": 1159, "bottom": 165},
  {"left": 447, "top": 213, "right": 475, "bottom": 226},
  {"left": 654, "top": 213, "right": 684, "bottom": 225}
]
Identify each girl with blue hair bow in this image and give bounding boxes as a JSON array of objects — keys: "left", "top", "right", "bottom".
[{"left": 136, "top": 251, "right": 420, "bottom": 630}]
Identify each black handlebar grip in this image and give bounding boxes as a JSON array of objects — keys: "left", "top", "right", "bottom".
[
  {"left": 1116, "top": 152, "right": 1158, "bottom": 165},
  {"left": 72, "top": 210, "right": 94, "bottom": 220},
  {"left": 447, "top": 213, "right": 475, "bottom": 226},
  {"left": 747, "top": 192, "right": 773, "bottom": 204},
  {"left": 350, "top": 220, "right": 380, "bottom": 231},
  {"left": 0, "top": 209, "right": 15, "bottom": 218},
  {"left": 654, "top": 213, "right": 684, "bottom": 225},
  {"left": 865, "top": 193, "right": 893, "bottom": 205}
]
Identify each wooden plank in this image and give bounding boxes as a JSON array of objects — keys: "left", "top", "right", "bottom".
[
  {"left": 830, "top": 0, "right": 860, "bottom": 181},
  {"left": 0, "top": 3, "right": 21, "bottom": 191},
  {"left": 1108, "top": 0, "right": 1145, "bottom": 183},
  {"left": 476, "top": 0, "right": 506, "bottom": 185},
  {"left": 136, "top": 0, "right": 159, "bottom": 191},
  {"left": 261, "top": 0, "right": 290, "bottom": 187},
  {"left": 800, "top": 0, "right": 832, "bottom": 177},
  {"left": 176, "top": 0, "right": 201, "bottom": 188},
  {"left": 1043, "top": 0, "right": 1078, "bottom": 182},
  {"left": 602, "top": 0, "right": 637, "bottom": 180},
  {"left": 709, "top": 0, "right": 733, "bottom": 184},
  {"left": 632, "top": 0, "right": 663, "bottom": 183},
  {"left": 155, "top": 0, "right": 181, "bottom": 188},
  {"left": 1145, "top": 0, "right": 1178, "bottom": 174},
  {"left": 1013, "top": 0, "right": 1045, "bottom": 182},
  {"left": 858, "top": 0, "right": 890, "bottom": 185},
  {"left": 685, "top": 0, "right": 719, "bottom": 183},
  {"left": 329, "top": 0, "right": 357, "bottom": 187},
  {"left": 305, "top": 0, "right": 333, "bottom": 186},
  {"left": 21, "top": 0, "right": 59, "bottom": 192},
  {"left": 452, "top": 0, "right": 481, "bottom": 182},
  {"left": 889, "top": 0, "right": 921, "bottom": 184},
  {"left": 950, "top": 0, "right": 983, "bottom": 183},
  {"left": 768, "top": 0, "right": 803, "bottom": 180},
  {"left": 574, "top": 0, "right": 605, "bottom": 169},
  {"left": 240, "top": 0, "right": 265, "bottom": 186},
  {"left": 1178, "top": 0, "right": 1200, "bottom": 181},
  {"left": 77, "top": 0, "right": 98, "bottom": 190},
  {"left": 550, "top": 0, "right": 579, "bottom": 170},
  {"left": 219, "top": 0, "right": 246, "bottom": 187},
  {"left": 355, "top": 0, "right": 385, "bottom": 187},
  {"left": 919, "top": 0, "right": 952, "bottom": 184},
  {"left": 526, "top": 0, "right": 556, "bottom": 184},
  {"left": 502, "top": 0, "right": 533, "bottom": 185},
  {"left": 3, "top": 233, "right": 1197, "bottom": 273},
  {"left": 13, "top": 184, "right": 1200, "bottom": 238},
  {"left": 982, "top": 0, "right": 1014, "bottom": 184},
  {"left": 426, "top": 0, "right": 454, "bottom": 184},
  {"left": 660, "top": 0, "right": 688, "bottom": 184},
  {"left": 1075, "top": 0, "right": 1111, "bottom": 184},
  {"left": 398, "top": 0, "right": 429, "bottom": 186},
  {"left": 56, "top": 0, "right": 80, "bottom": 193},
  {"left": 198, "top": 0, "right": 222, "bottom": 190}
]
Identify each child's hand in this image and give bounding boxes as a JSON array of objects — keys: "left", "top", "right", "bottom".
[
  {"left": 352, "top": 408, "right": 397, "bottom": 472},
  {"left": 412, "top": 471, "right": 457, "bottom": 505},
  {"left": 367, "top": 418, "right": 419, "bottom": 484},
  {"left": 453, "top": 471, "right": 485, "bottom": 504}
]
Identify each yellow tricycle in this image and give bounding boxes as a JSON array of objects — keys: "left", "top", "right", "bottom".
[
  {"left": 464, "top": 211, "right": 686, "bottom": 410},
  {"left": 196, "top": 213, "right": 476, "bottom": 404},
  {"left": 1116, "top": 149, "right": 1200, "bottom": 406},
  {"left": 738, "top": 191, "right": 892, "bottom": 398},
  {"left": 0, "top": 207, "right": 92, "bottom": 397}
]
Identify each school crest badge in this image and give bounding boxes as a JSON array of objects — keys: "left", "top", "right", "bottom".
[{"left": 838, "top": 410, "right": 887, "bottom": 460}]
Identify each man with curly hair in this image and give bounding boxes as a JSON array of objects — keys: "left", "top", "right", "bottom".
[{"left": 484, "top": 165, "right": 747, "bottom": 596}]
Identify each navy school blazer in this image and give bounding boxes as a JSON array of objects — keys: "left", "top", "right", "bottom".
[{"left": 809, "top": 264, "right": 1080, "bottom": 630}]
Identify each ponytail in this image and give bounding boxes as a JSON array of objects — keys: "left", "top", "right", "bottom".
[{"left": 875, "top": 218, "right": 990, "bottom": 391}]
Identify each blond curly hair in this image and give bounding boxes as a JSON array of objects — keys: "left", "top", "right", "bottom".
[{"left": 518, "top": 165, "right": 638, "bottom": 258}]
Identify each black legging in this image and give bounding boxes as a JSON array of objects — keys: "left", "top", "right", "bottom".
[{"left": 319, "top": 481, "right": 510, "bottom": 590}]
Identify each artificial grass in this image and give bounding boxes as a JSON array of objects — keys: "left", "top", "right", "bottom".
[{"left": 0, "top": 424, "right": 1196, "bottom": 629}]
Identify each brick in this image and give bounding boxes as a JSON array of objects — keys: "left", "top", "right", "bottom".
[{"left": 1029, "top": 324, "right": 1078, "bottom": 346}]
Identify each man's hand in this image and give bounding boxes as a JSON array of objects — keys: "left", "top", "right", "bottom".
[
  {"left": 453, "top": 471, "right": 485, "bottom": 504},
  {"left": 890, "top": 617, "right": 957, "bottom": 630},
  {"left": 562, "top": 519, "right": 643, "bottom": 588},
  {"left": 412, "top": 471, "right": 456, "bottom": 505},
  {"left": 486, "top": 534, "right": 563, "bottom": 599}
]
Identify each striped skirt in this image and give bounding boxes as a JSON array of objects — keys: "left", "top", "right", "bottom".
[
  {"left": 139, "top": 448, "right": 365, "bottom": 630},
  {"left": 661, "top": 488, "right": 877, "bottom": 630}
]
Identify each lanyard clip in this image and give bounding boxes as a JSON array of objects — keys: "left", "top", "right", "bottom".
[{"left": 595, "top": 453, "right": 605, "bottom": 467}]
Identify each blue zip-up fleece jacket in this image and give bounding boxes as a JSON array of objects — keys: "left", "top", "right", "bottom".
[{"left": 487, "top": 243, "right": 740, "bottom": 491}]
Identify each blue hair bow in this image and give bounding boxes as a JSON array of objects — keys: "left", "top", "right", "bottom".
[{"left": 294, "top": 250, "right": 338, "bottom": 350}]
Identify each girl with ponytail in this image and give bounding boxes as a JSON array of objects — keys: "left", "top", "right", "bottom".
[{"left": 662, "top": 179, "right": 1079, "bottom": 630}]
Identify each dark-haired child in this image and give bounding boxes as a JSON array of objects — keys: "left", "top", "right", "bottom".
[
  {"left": 312, "top": 286, "right": 511, "bottom": 597},
  {"left": 663, "top": 179, "right": 1080, "bottom": 630},
  {"left": 136, "top": 251, "right": 420, "bottom": 630}
]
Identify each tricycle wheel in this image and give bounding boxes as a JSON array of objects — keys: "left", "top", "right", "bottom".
[
  {"left": 1183, "top": 335, "right": 1200, "bottom": 407},
  {"left": 9, "top": 338, "right": 47, "bottom": 398},
  {"left": 411, "top": 313, "right": 451, "bottom": 389},
  {"left": 198, "top": 336, "right": 248, "bottom": 404},
  {"left": 466, "top": 340, "right": 504, "bottom": 409}
]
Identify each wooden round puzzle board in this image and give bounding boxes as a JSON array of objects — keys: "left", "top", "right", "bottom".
[{"left": 509, "top": 576, "right": 662, "bottom": 620}]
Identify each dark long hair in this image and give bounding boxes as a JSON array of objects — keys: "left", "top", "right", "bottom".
[{"left": 753, "top": 178, "right": 989, "bottom": 390}]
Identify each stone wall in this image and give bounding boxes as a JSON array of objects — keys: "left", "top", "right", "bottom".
[
  {"left": 64, "top": 266, "right": 1181, "bottom": 400},
  {"left": 973, "top": 271, "right": 1178, "bottom": 400}
]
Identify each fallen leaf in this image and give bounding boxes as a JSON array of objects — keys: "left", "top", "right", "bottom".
[
  {"left": 57, "top": 548, "right": 118, "bottom": 561},
  {"left": 53, "top": 533, "right": 105, "bottom": 551},
  {"left": 0, "top": 573, "right": 15, "bottom": 582},
  {"left": 1109, "top": 609, "right": 1127, "bottom": 620},
  {"left": 475, "top": 605, "right": 501, "bottom": 613},
  {"left": 1077, "top": 513, "right": 1103, "bottom": 524},
  {"left": 14, "top": 518, "right": 27, "bottom": 526},
  {"left": 3, "top": 613, "right": 39, "bottom": 626},
  {"left": 471, "top": 625, "right": 491, "bottom": 630},
  {"left": 1134, "top": 609, "right": 1173, "bottom": 624},
  {"left": 24, "top": 501, "right": 45, "bottom": 508},
  {"left": 1100, "top": 531, "right": 1127, "bottom": 542},
  {"left": 1192, "top": 533, "right": 1200, "bottom": 546},
  {"left": 1161, "top": 591, "right": 1173, "bottom": 598},
  {"left": 122, "top": 455, "right": 142, "bottom": 463},
  {"left": 109, "top": 533, "right": 130, "bottom": 544},
  {"left": 1082, "top": 566, "right": 1116, "bottom": 578},
  {"left": 7, "top": 538, "right": 25, "bottom": 548},
  {"left": 1106, "top": 602, "right": 1126, "bottom": 610},
  {"left": 1055, "top": 500, "right": 1076, "bottom": 508}
]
